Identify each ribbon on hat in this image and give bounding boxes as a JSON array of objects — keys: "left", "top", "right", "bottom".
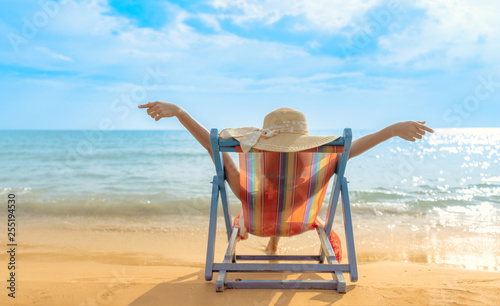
[{"left": 219, "top": 121, "right": 308, "bottom": 153}]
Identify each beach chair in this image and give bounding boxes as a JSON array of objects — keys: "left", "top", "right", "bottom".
[{"left": 205, "top": 128, "right": 357, "bottom": 293}]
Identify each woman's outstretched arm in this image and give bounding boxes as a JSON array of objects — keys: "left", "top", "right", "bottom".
[
  {"left": 349, "top": 121, "right": 434, "bottom": 159},
  {"left": 138, "top": 101, "right": 241, "bottom": 200}
]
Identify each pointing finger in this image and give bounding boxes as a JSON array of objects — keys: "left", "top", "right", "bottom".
[
  {"left": 138, "top": 101, "right": 154, "bottom": 108},
  {"left": 417, "top": 123, "right": 434, "bottom": 133}
]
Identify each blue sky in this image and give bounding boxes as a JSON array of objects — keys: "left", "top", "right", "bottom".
[{"left": 1, "top": 0, "right": 499, "bottom": 131}]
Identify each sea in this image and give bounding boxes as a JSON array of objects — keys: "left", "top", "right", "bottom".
[{"left": 0, "top": 128, "right": 499, "bottom": 270}]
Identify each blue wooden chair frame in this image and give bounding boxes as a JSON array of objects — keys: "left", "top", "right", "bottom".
[{"left": 205, "top": 128, "right": 357, "bottom": 293}]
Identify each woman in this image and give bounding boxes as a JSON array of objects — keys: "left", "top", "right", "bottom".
[{"left": 138, "top": 101, "right": 434, "bottom": 253}]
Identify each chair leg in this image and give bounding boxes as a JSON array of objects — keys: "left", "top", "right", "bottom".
[
  {"left": 319, "top": 247, "right": 326, "bottom": 263},
  {"left": 215, "top": 272, "right": 226, "bottom": 292},
  {"left": 205, "top": 177, "right": 220, "bottom": 282},
  {"left": 317, "top": 227, "right": 346, "bottom": 293},
  {"left": 325, "top": 175, "right": 341, "bottom": 235},
  {"left": 219, "top": 181, "right": 233, "bottom": 241},
  {"left": 215, "top": 227, "right": 239, "bottom": 292},
  {"left": 341, "top": 177, "right": 358, "bottom": 282},
  {"left": 335, "top": 273, "right": 346, "bottom": 293}
]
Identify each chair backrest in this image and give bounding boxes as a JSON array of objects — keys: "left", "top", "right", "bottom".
[
  {"left": 238, "top": 150, "right": 340, "bottom": 237},
  {"left": 210, "top": 128, "right": 352, "bottom": 239}
]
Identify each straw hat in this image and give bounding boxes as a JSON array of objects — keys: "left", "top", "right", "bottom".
[{"left": 219, "top": 108, "right": 340, "bottom": 153}]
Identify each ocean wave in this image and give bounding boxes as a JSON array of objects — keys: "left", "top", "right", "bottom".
[
  {"left": 13, "top": 197, "right": 212, "bottom": 217},
  {"left": 350, "top": 190, "right": 408, "bottom": 202},
  {"left": 3, "top": 184, "right": 498, "bottom": 219}
]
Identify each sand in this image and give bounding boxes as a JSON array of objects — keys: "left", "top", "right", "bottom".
[{"left": 1, "top": 216, "right": 499, "bottom": 306}]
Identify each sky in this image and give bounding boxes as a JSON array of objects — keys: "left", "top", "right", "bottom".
[{"left": 1, "top": 0, "right": 499, "bottom": 131}]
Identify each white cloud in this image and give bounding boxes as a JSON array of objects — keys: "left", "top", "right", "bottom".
[
  {"left": 375, "top": 0, "right": 500, "bottom": 67},
  {"left": 4, "top": 0, "right": 500, "bottom": 129},
  {"left": 209, "top": 0, "right": 500, "bottom": 70},
  {"left": 195, "top": 13, "right": 222, "bottom": 31},
  {"left": 2, "top": 0, "right": 499, "bottom": 97},
  {"left": 2, "top": 0, "right": 350, "bottom": 81},
  {"left": 35, "top": 46, "right": 74, "bottom": 62},
  {"left": 211, "top": 0, "right": 380, "bottom": 32}
]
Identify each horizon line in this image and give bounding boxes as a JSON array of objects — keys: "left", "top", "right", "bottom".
[{"left": 1, "top": 127, "right": 500, "bottom": 131}]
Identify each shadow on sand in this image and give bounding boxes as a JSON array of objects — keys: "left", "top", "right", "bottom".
[{"left": 129, "top": 269, "right": 355, "bottom": 306}]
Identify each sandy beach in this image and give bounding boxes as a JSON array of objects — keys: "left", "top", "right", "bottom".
[
  {"left": 3, "top": 0, "right": 500, "bottom": 303},
  {"left": 2, "top": 216, "right": 499, "bottom": 306}
]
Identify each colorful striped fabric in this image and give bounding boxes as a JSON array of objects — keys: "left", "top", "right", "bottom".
[{"left": 238, "top": 146, "right": 342, "bottom": 237}]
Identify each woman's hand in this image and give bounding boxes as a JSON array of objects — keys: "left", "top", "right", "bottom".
[
  {"left": 137, "top": 101, "right": 241, "bottom": 199},
  {"left": 350, "top": 120, "right": 434, "bottom": 159},
  {"left": 390, "top": 121, "right": 434, "bottom": 142},
  {"left": 138, "top": 101, "right": 181, "bottom": 121}
]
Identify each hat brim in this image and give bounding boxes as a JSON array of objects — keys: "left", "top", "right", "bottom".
[{"left": 239, "top": 133, "right": 341, "bottom": 152}]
